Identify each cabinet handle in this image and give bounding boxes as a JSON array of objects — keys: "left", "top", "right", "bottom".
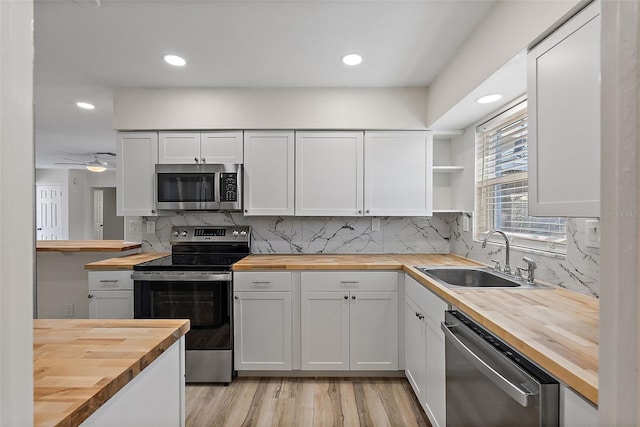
[
  {"left": 151, "top": 209, "right": 157, "bottom": 214},
  {"left": 244, "top": 209, "right": 248, "bottom": 213},
  {"left": 99, "top": 280, "right": 118, "bottom": 283},
  {"left": 418, "top": 314, "right": 425, "bottom": 320},
  {"left": 366, "top": 210, "right": 370, "bottom": 214},
  {"left": 88, "top": 294, "right": 94, "bottom": 299},
  {"left": 340, "top": 280, "right": 360, "bottom": 284},
  {"left": 344, "top": 295, "right": 348, "bottom": 299},
  {"left": 351, "top": 295, "right": 356, "bottom": 300},
  {"left": 415, "top": 312, "right": 420, "bottom": 317},
  {"left": 251, "top": 281, "right": 272, "bottom": 285},
  {"left": 358, "top": 210, "right": 363, "bottom": 214},
  {"left": 201, "top": 158, "right": 206, "bottom": 163},
  {"left": 234, "top": 295, "right": 239, "bottom": 300},
  {"left": 194, "top": 157, "right": 199, "bottom": 163}
]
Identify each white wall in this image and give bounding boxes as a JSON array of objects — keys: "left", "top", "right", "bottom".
[
  {"left": 0, "top": 0, "right": 34, "bottom": 424},
  {"left": 113, "top": 87, "right": 429, "bottom": 130},
  {"left": 68, "top": 169, "right": 89, "bottom": 239},
  {"left": 425, "top": 0, "right": 583, "bottom": 127},
  {"left": 599, "top": 1, "right": 640, "bottom": 423}
]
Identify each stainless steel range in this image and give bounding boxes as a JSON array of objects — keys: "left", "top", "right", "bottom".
[{"left": 132, "top": 225, "right": 250, "bottom": 383}]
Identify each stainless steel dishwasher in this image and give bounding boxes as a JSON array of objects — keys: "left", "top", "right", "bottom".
[{"left": 441, "top": 310, "right": 558, "bottom": 426}]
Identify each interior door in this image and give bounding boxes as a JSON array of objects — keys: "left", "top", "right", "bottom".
[
  {"left": 36, "top": 185, "right": 64, "bottom": 240},
  {"left": 93, "top": 189, "right": 104, "bottom": 240}
]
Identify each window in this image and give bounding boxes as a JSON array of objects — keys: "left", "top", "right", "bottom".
[{"left": 475, "top": 100, "right": 566, "bottom": 254}]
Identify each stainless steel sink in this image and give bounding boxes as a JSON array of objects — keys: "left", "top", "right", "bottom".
[{"left": 415, "top": 266, "right": 546, "bottom": 289}]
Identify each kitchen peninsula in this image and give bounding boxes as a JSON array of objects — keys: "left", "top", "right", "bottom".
[
  {"left": 34, "top": 318, "right": 189, "bottom": 427},
  {"left": 36, "top": 241, "right": 142, "bottom": 319}
]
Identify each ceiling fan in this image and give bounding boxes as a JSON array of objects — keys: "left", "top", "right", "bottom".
[{"left": 54, "top": 152, "right": 116, "bottom": 173}]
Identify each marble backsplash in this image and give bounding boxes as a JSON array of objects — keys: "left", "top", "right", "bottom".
[
  {"left": 136, "top": 211, "right": 600, "bottom": 298},
  {"left": 139, "top": 212, "right": 453, "bottom": 255},
  {"left": 450, "top": 214, "right": 600, "bottom": 297}
]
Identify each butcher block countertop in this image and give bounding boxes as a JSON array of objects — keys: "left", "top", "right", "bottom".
[
  {"left": 234, "top": 253, "right": 599, "bottom": 405},
  {"left": 36, "top": 240, "right": 142, "bottom": 252},
  {"left": 233, "top": 253, "right": 480, "bottom": 270},
  {"left": 85, "top": 252, "right": 169, "bottom": 270},
  {"left": 34, "top": 319, "right": 190, "bottom": 427}
]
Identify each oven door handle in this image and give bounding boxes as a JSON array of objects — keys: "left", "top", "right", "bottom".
[
  {"left": 441, "top": 321, "right": 534, "bottom": 407},
  {"left": 131, "top": 272, "right": 232, "bottom": 282}
]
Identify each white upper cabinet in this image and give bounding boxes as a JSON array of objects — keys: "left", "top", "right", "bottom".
[
  {"left": 116, "top": 132, "right": 159, "bottom": 216},
  {"left": 243, "top": 131, "right": 295, "bottom": 216},
  {"left": 200, "top": 132, "right": 244, "bottom": 163},
  {"left": 364, "top": 131, "right": 432, "bottom": 216},
  {"left": 295, "top": 131, "right": 364, "bottom": 216},
  {"left": 527, "top": 2, "right": 600, "bottom": 217},
  {"left": 158, "top": 131, "right": 243, "bottom": 164}
]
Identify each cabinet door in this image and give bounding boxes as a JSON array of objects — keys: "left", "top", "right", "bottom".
[
  {"left": 405, "top": 296, "right": 426, "bottom": 402},
  {"left": 301, "top": 291, "right": 350, "bottom": 370},
  {"left": 158, "top": 132, "right": 201, "bottom": 164},
  {"left": 88, "top": 291, "right": 134, "bottom": 319},
  {"left": 364, "top": 131, "right": 432, "bottom": 216},
  {"left": 425, "top": 319, "right": 446, "bottom": 427},
  {"left": 527, "top": 3, "right": 600, "bottom": 217},
  {"left": 243, "top": 131, "right": 295, "bottom": 216},
  {"left": 116, "top": 132, "right": 158, "bottom": 216},
  {"left": 560, "top": 385, "right": 598, "bottom": 427},
  {"left": 234, "top": 291, "right": 292, "bottom": 370},
  {"left": 349, "top": 291, "right": 398, "bottom": 370},
  {"left": 295, "top": 131, "right": 364, "bottom": 216},
  {"left": 200, "top": 131, "right": 243, "bottom": 164}
]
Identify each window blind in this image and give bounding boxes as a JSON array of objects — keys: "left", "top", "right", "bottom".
[{"left": 475, "top": 100, "right": 566, "bottom": 253}]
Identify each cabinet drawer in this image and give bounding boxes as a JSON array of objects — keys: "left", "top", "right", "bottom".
[
  {"left": 301, "top": 271, "right": 398, "bottom": 292},
  {"left": 234, "top": 272, "right": 292, "bottom": 291},
  {"left": 88, "top": 270, "right": 134, "bottom": 290},
  {"left": 406, "top": 274, "right": 447, "bottom": 323}
]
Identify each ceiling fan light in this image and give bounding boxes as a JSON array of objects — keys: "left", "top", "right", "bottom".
[
  {"left": 86, "top": 158, "right": 108, "bottom": 173},
  {"left": 86, "top": 164, "right": 107, "bottom": 173}
]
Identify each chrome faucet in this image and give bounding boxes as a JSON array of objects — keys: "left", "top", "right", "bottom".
[{"left": 481, "top": 230, "right": 511, "bottom": 274}]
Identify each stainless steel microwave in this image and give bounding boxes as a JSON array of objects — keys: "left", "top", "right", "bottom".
[{"left": 155, "top": 164, "right": 242, "bottom": 211}]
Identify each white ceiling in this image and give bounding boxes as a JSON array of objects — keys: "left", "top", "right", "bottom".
[{"left": 34, "top": 0, "right": 498, "bottom": 168}]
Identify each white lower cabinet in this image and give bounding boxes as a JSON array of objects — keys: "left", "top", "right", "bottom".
[
  {"left": 300, "top": 271, "right": 398, "bottom": 371},
  {"left": 560, "top": 385, "right": 598, "bottom": 427},
  {"left": 405, "top": 296, "right": 426, "bottom": 399},
  {"left": 405, "top": 274, "right": 447, "bottom": 427},
  {"left": 88, "top": 270, "right": 134, "bottom": 319},
  {"left": 81, "top": 337, "right": 185, "bottom": 427},
  {"left": 233, "top": 272, "right": 292, "bottom": 370}
]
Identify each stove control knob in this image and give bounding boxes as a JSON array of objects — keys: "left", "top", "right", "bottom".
[
  {"left": 232, "top": 230, "right": 239, "bottom": 237},
  {"left": 240, "top": 230, "right": 247, "bottom": 237},
  {"left": 173, "top": 231, "right": 179, "bottom": 237},
  {"left": 180, "top": 230, "right": 188, "bottom": 237}
]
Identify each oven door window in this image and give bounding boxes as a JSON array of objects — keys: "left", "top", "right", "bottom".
[
  {"left": 157, "top": 173, "right": 215, "bottom": 203},
  {"left": 135, "top": 281, "right": 230, "bottom": 351}
]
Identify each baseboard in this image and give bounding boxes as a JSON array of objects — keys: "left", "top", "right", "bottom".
[{"left": 236, "top": 370, "right": 406, "bottom": 378}]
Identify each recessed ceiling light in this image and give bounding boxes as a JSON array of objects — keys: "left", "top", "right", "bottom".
[
  {"left": 76, "top": 102, "right": 95, "bottom": 110},
  {"left": 163, "top": 54, "right": 186, "bottom": 67},
  {"left": 476, "top": 94, "right": 503, "bottom": 104},
  {"left": 341, "top": 53, "right": 363, "bottom": 66}
]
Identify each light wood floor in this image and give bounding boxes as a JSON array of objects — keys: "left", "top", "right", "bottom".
[{"left": 186, "top": 377, "right": 431, "bottom": 427}]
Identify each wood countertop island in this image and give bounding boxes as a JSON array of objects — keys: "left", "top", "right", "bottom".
[
  {"left": 37, "top": 240, "right": 142, "bottom": 252},
  {"left": 234, "top": 253, "right": 599, "bottom": 405},
  {"left": 34, "top": 319, "right": 190, "bottom": 427}
]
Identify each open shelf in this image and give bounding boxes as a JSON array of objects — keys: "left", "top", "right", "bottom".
[{"left": 433, "top": 166, "right": 464, "bottom": 173}]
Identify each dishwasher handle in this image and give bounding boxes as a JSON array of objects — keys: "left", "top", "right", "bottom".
[{"left": 441, "top": 321, "right": 534, "bottom": 407}]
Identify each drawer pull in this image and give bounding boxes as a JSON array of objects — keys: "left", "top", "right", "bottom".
[
  {"left": 251, "top": 281, "right": 272, "bottom": 285},
  {"left": 99, "top": 279, "right": 119, "bottom": 283},
  {"left": 340, "top": 280, "right": 360, "bottom": 284}
]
